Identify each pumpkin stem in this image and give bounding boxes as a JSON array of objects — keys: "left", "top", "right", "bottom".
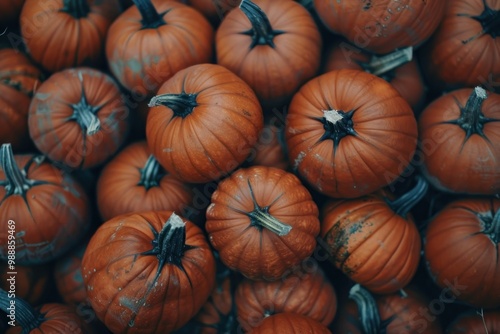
[
  {"left": 0, "top": 144, "right": 30, "bottom": 196},
  {"left": 156, "top": 213, "right": 187, "bottom": 268},
  {"left": 349, "top": 284, "right": 381, "bottom": 334},
  {"left": 69, "top": 71, "right": 101, "bottom": 136},
  {"left": 459, "top": 0, "right": 500, "bottom": 43},
  {"left": 0, "top": 288, "right": 45, "bottom": 331},
  {"left": 133, "top": 0, "right": 166, "bottom": 29},
  {"left": 148, "top": 92, "right": 198, "bottom": 118},
  {"left": 482, "top": 208, "right": 500, "bottom": 244},
  {"left": 239, "top": 0, "right": 284, "bottom": 48},
  {"left": 387, "top": 176, "right": 428, "bottom": 218},
  {"left": 316, "top": 109, "right": 357, "bottom": 154},
  {"left": 61, "top": 0, "right": 90, "bottom": 19},
  {"left": 360, "top": 46, "right": 413, "bottom": 77},
  {"left": 138, "top": 155, "right": 164, "bottom": 190}
]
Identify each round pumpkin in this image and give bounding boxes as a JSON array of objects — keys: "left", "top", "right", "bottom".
[
  {"left": 206, "top": 165, "right": 320, "bottom": 281},
  {"left": 313, "top": 0, "right": 446, "bottom": 54},
  {"left": 82, "top": 211, "right": 216, "bottom": 333},
  {"left": 0, "top": 263, "right": 49, "bottom": 305},
  {"left": 0, "top": 0, "right": 25, "bottom": 25},
  {"left": 424, "top": 198, "right": 500, "bottom": 309},
  {"left": 106, "top": 0, "right": 214, "bottom": 96},
  {"left": 20, "top": 0, "right": 121, "bottom": 73},
  {"left": 0, "top": 144, "right": 90, "bottom": 265},
  {"left": 447, "top": 310, "right": 500, "bottom": 333},
  {"left": 146, "top": 63, "right": 263, "bottom": 183},
  {"left": 418, "top": 87, "right": 500, "bottom": 195},
  {"left": 28, "top": 67, "right": 129, "bottom": 169},
  {"left": 96, "top": 141, "right": 193, "bottom": 221},
  {"left": 285, "top": 69, "right": 418, "bottom": 198},
  {"left": 216, "top": 0, "right": 322, "bottom": 108},
  {"left": 250, "top": 313, "right": 332, "bottom": 334}
]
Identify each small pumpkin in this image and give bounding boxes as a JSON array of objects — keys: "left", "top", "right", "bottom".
[
  {"left": 20, "top": 0, "right": 121, "bottom": 72},
  {"left": 418, "top": 87, "right": 500, "bottom": 195},
  {"left": 206, "top": 165, "right": 320, "bottom": 281},
  {"left": 447, "top": 310, "right": 500, "bottom": 333},
  {"left": 424, "top": 198, "right": 500, "bottom": 309},
  {"left": 0, "top": 263, "right": 49, "bottom": 305},
  {"left": 146, "top": 63, "right": 263, "bottom": 183},
  {"left": 28, "top": 67, "right": 129, "bottom": 169},
  {"left": 82, "top": 211, "right": 216, "bottom": 333},
  {"left": 106, "top": 0, "right": 214, "bottom": 96},
  {"left": 250, "top": 313, "right": 332, "bottom": 334},
  {"left": 0, "top": 144, "right": 90, "bottom": 265},
  {"left": 285, "top": 69, "right": 418, "bottom": 198}
]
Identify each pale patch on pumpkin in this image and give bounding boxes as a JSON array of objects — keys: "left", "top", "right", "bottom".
[
  {"left": 323, "top": 109, "right": 343, "bottom": 124},
  {"left": 293, "top": 151, "right": 306, "bottom": 170}
]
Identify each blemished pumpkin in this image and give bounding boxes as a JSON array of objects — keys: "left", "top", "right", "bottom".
[
  {"left": 82, "top": 211, "right": 216, "bottom": 333},
  {"left": 216, "top": 0, "right": 322, "bottom": 108},
  {"left": 28, "top": 67, "right": 129, "bottom": 169},
  {"left": 205, "top": 166, "right": 320, "bottom": 281},
  {"left": 20, "top": 0, "right": 121, "bottom": 73},
  {"left": 424, "top": 198, "right": 500, "bottom": 309},
  {"left": 418, "top": 87, "right": 500, "bottom": 195},
  {"left": 447, "top": 310, "right": 500, "bottom": 333},
  {"left": 250, "top": 313, "right": 332, "bottom": 334},
  {"left": 286, "top": 69, "right": 418, "bottom": 198},
  {"left": 106, "top": 0, "right": 214, "bottom": 96},
  {"left": 146, "top": 63, "right": 263, "bottom": 183},
  {"left": 0, "top": 144, "right": 90, "bottom": 265}
]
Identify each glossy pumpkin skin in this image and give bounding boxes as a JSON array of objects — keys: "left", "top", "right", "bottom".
[
  {"left": 425, "top": 198, "right": 500, "bottom": 309},
  {"left": 418, "top": 88, "right": 500, "bottom": 195},
  {"left": 250, "top": 313, "right": 332, "bottom": 334},
  {"left": 54, "top": 242, "right": 87, "bottom": 306},
  {"left": 313, "top": 0, "right": 445, "bottom": 54},
  {"left": 28, "top": 67, "right": 129, "bottom": 169},
  {"left": 0, "top": 263, "right": 49, "bottom": 305},
  {"left": 20, "top": 0, "right": 121, "bottom": 73},
  {"left": 286, "top": 69, "right": 418, "bottom": 198},
  {"left": 106, "top": 0, "right": 214, "bottom": 96},
  {"left": 447, "top": 310, "right": 500, "bottom": 333},
  {"left": 421, "top": 0, "right": 500, "bottom": 92},
  {"left": 146, "top": 63, "right": 263, "bottom": 183},
  {"left": 82, "top": 211, "right": 216, "bottom": 333},
  {"left": 96, "top": 141, "right": 193, "bottom": 221},
  {"left": 0, "top": 48, "right": 43, "bottom": 150},
  {"left": 206, "top": 166, "right": 320, "bottom": 281},
  {"left": 216, "top": 0, "right": 322, "bottom": 108},
  {"left": 235, "top": 268, "right": 337, "bottom": 331},
  {"left": 0, "top": 0, "right": 25, "bottom": 24}
]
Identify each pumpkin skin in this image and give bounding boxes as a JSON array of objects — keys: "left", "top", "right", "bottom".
[
  {"left": 0, "top": 0, "right": 25, "bottom": 24},
  {"left": 20, "top": 0, "right": 121, "bottom": 73},
  {"left": 96, "top": 141, "right": 193, "bottom": 221},
  {"left": 28, "top": 67, "right": 129, "bottom": 169},
  {"left": 424, "top": 198, "right": 500, "bottom": 309},
  {"left": 146, "top": 63, "right": 263, "bottom": 183},
  {"left": 285, "top": 69, "right": 418, "bottom": 198},
  {"left": 235, "top": 268, "right": 337, "bottom": 331},
  {"left": 313, "top": 0, "right": 446, "bottom": 54},
  {"left": 206, "top": 166, "right": 320, "bottom": 281},
  {"left": 247, "top": 123, "right": 289, "bottom": 170},
  {"left": 421, "top": 0, "right": 500, "bottom": 92},
  {"left": 0, "top": 48, "right": 43, "bottom": 151},
  {"left": 250, "top": 313, "right": 332, "bottom": 334},
  {"left": 0, "top": 263, "right": 49, "bottom": 305},
  {"left": 0, "top": 144, "right": 90, "bottom": 265},
  {"left": 447, "top": 310, "right": 500, "bottom": 333},
  {"left": 54, "top": 242, "right": 87, "bottom": 306},
  {"left": 418, "top": 87, "right": 500, "bottom": 195},
  {"left": 106, "top": 0, "right": 214, "bottom": 96},
  {"left": 216, "top": 0, "right": 322, "bottom": 108},
  {"left": 82, "top": 211, "right": 216, "bottom": 333},
  {"left": 187, "top": 0, "right": 237, "bottom": 25}
]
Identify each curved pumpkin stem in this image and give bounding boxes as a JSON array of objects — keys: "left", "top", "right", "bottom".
[
  {"left": 360, "top": 47, "right": 413, "bottom": 77},
  {"left": 69, "top": 71, "right": 101, "bottom": 136},
  {"left": 61, "top": 0, "right": 90, "bottom": 19},
  {"left": 0, "top": 288, "right": 44, "bottom": 331},
  {"left": 149, "top": 92, "right": 198, "bottom": 118},
  {"left": 133, "top": 0, "right": 166, "bottom": 29},
  {"left": 138, "top": 155, "right": 164, "bottom": 190},
  {"left": 387, "top": 176, "right": 428, "bottom": 218},
  {"left": 239, "top": 0, "right": 284, "bottom": 48},
  {"left": 0, "top": 144, "right": 29, "bottom": 196},
  {"left": 483, "top": 208, "right": 500, "bottom": 244},
  {"left": 349, "top": 284, "right": 381, "bottom": 334}
]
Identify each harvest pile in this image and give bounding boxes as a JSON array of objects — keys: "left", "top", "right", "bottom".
[{"left": 0, "top": 0, "right": 499, "bottom": 333}]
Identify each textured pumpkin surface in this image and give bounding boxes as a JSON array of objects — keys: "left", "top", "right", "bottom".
[
  {"left": 250, "top": 313, "right": 332, "bottom": 334},
  {"left": 447, "top": 310, "right": 500, "bottom": 333}
]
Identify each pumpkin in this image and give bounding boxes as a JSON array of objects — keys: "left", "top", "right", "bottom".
[
  {"left": 0, "top": 48, "right": 42, "bottom": 151},
  {"left": 285, "top": 69, "right": 418, "bottom": 198},
  {"left": 146, "top": 63, "right": 263, "bottom": 183},
  {"left": 250, "top": 313, "right": 332, "bottom": 334},
  {"left": 0, "top": 0, "right": 25, "bottom": 25},
  {"left": 421, "top": 0, "right": 500, "bottom": 92},
  {"left": 424, "top": 198, "right": 500, "bottom": 309},
  {"left": 246, "top": 123, "right": 289, "bottom": 170},
  {"left": 54, "top": 241, "right": 87, "bottom": 306},
  {"left": 20, "top": 0, "right": 121, "bottom": 73},
  {"left": 96, "top": 141, "right": 193, "bottom": 221},
  {"left": 447, "top": 310, "right": 500, "bottom": 333},
  {"left": 235, "top": 267, "right": 337, "bottom": 331},
  {"left": 205, "top": 165, "right": 320, "bottom": 281},
  {"left": 106, "top": 0, "right": 214, "bottom": 96},
  {"left": 28, "top": 67, "right": 129, "bottom": 170},
  {"left": 418, "top": 87, "right": 500, "bottom": 195},
  {"left": 0, "top": 143, "right": 90, "bottom": 265},
  {"left": 216, "top": 0, "right": 322, "bottom": 108},
  {"left": 187, "top": 0, "right": 237, "bottom": 25},
  {"left": 82, "top": 211, "right": 216, "bottom": 333},
  {"left": 0, "top": 263, "right": 49, "bottom": 305},
  {"left": 312, "top": 0, "right": 446, "bottom": 54},
  {"left": 320, "top": 176, "right": 426, "bottom": 294}
]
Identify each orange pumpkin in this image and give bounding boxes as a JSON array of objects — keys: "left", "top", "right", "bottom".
[{"left": 250, "top": 313, "right": 332, "bottom": 334}]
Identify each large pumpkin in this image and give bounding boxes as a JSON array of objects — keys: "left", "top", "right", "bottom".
[
  {"left": 146, "top": 63, "right": 263, "bottom": 183},
  {"left": 286, "top": 69, "right": 418, "bottom": 198},
  {"left": 28, "top": 67, "right": 129, "bottom": 169},
  {"left": 82, "top": 211, "right": 216, "bottom": 333},
  {"left": 250, "top": 313, "right": 332, "bottom": 334},
  {"left": 447, "top": 310, "right": 500, "bottom": 333},
  {"left": 206, "top": 166, "right": 320, "bottom": 281},
  {"left": 418, "top": 87, "right": 500, "bottom": 195}
]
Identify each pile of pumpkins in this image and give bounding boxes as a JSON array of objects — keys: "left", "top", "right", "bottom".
[{"left": 0, "top": 0, "right": 499, "bottom": 333}]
